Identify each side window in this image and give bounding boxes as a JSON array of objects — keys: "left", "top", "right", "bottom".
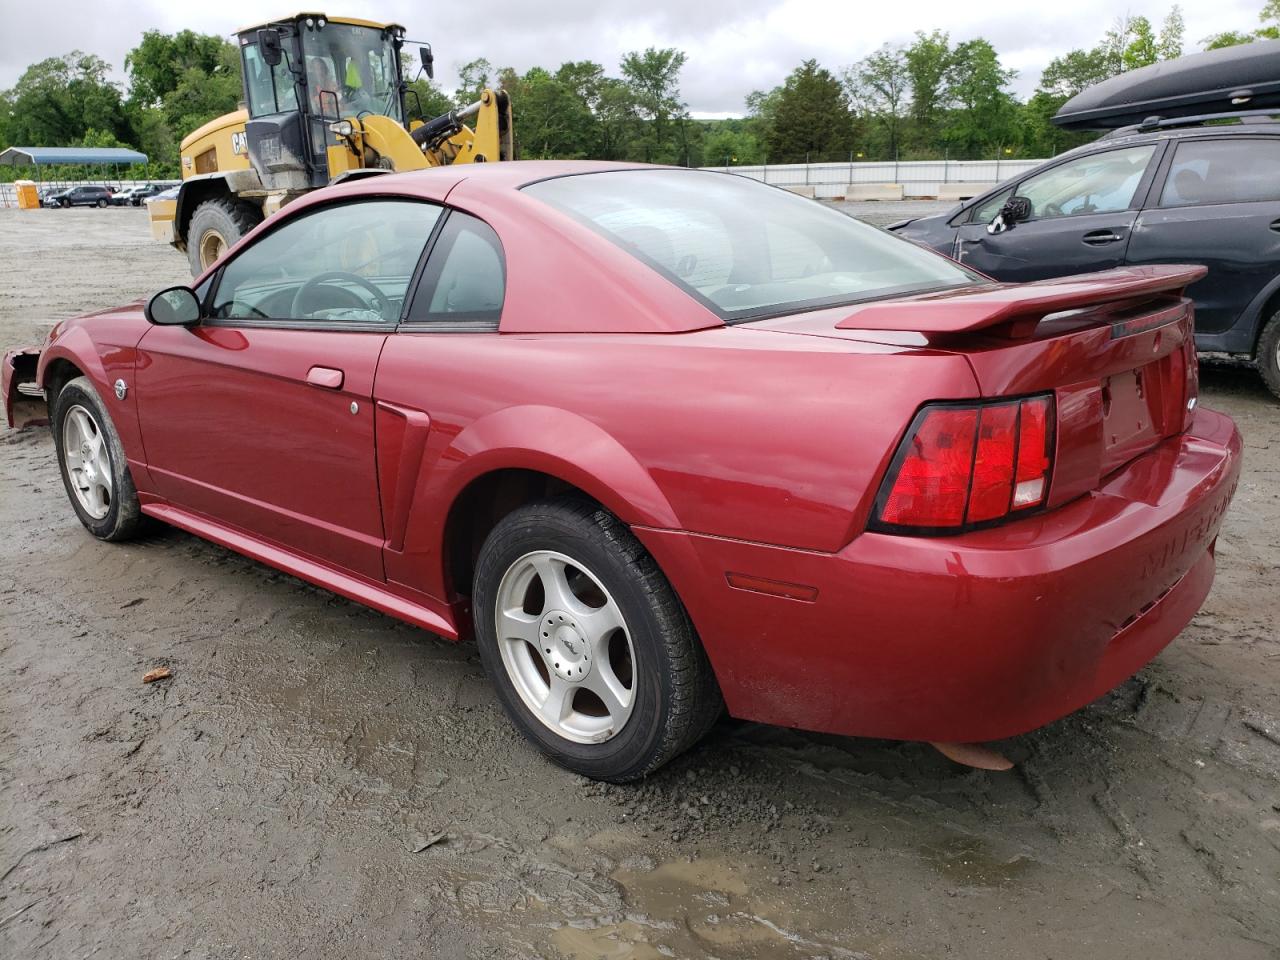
[
  {"left": 1159, "top": 139, "right": 1280, "bottom": 207},
  {"left": 968, "top": 187, "right": 1014, "bottom": 223},
  {"left": 210, "top": 199, "right": 442, "bottom": 323},
  {"left": 406, "top": 212, "right": 505, "bottom": 325},
  {"left": 1017, "top": 145, "right": 1157, "bottom": 220}
]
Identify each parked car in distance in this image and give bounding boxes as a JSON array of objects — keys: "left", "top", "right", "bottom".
[
  {"left": 112, "top": 183, "right": 164, "bottom": 206},
  {"left": 891, "top": 116, "right": 1280, "bottom": 398},
  {"left": 2, "top": 163, "right": 1242, "bottom": 782},
  {"left": 45, "top": 185, "right": 114, "bottom": 209}
]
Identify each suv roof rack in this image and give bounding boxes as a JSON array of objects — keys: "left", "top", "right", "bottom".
[{"left": 1100, "top": 109, "right": 1280, "bottom": 139}]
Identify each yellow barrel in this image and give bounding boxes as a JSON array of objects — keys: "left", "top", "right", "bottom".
[{"left": 15, "top": 180, "right": 39, "bottom": 209}]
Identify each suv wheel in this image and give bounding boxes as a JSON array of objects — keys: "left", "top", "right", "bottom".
[
  {"left": 473, "top": 497, "right": 723, "bottom": 782},
  {"left": 96, "top": 197, "right": 108, "bottom": 208},
  {"left": 1259, "top": 310, "right": 1280, "bottom": 401}
]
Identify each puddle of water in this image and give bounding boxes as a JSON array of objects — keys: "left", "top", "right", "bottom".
[
  {"left": 548, "top": 853, "right": 873, "bottom": 960},
  {"left": 917, "top": 834, "right": 1035, "bottom": 887}
]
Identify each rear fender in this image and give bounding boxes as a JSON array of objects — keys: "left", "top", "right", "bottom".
[{"left": 393, "top": 405, "right": 681, "bottom": 598}]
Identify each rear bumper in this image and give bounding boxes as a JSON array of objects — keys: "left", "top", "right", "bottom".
[
  {"left": 2, "top": 347, "right": 47, "bottom": 429},
  {"left": 636, "top": 407, "right": 1242, "bottom": 743}
]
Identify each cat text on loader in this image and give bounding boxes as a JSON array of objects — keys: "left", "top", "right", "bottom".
[{"left": 148, "top": 13, "right": 513, "bottom": 275}]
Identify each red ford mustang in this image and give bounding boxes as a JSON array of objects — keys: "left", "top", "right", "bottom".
[{"left": 3, "top": 162, "right": 1242, "bottom": 781}]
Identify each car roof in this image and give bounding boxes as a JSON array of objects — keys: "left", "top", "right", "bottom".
[
  {"left": 227, "top": 161, "right": 726, "bottom": 336},
  {"left": 1058, "top": 118, "right": 1280, "bottom": 160}
]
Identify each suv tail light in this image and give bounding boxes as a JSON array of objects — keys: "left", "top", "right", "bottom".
[{"left": 872, "top": 395, "right": 1055, "bottom": 535}]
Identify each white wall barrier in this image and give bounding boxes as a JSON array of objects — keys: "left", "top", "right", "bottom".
[{"left": 705, "top": 159, "right": 1044, "bottom": 200}]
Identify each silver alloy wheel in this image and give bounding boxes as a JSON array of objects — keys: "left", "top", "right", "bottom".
[
  {"left": 62, "top": 404, "right": 112, "bottom": 520},
  {"left": 494, "top": 550, "right": 636, "bottom": 744}
]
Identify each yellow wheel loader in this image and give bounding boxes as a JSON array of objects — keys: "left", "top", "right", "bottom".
[{"left": 148, "top": 13, "right": 513, "bottom": 275}]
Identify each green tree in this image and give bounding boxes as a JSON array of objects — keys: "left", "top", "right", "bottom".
[
  {"left": 700, "top": 122, "right": 763, "bottom": 166},
  {"left": 943, "top": 40, "right": 1018, "bottom": 158},
  {"left": 594, "top": 77, "right": 641, "bottom": 160},
  {"left": 502, "top": 67, "right": 595, "bottom": 158},
  {"left": 620, "top": 47, "right": 688, "bottom": 162},
  {"left": 850, "top": 45, "right": 908, "bottom": 158},
  {"left": 125, "top": 30, "right": 232, "bottom": 107},
  {"left": 455, "top": 58, "right": 494, "bottom": 106},
  {"left": 1205, "top": 0, "right": 1280, "bottom": 47},
  {"left": 903, "top": 30, "right": 951, "bottom": 150},
  {"left": 1158, "top": 6, "right": 1186, "bottom": 60},
  {"left": 2, "top": 52, "right": 130, "bottom": 147},
  {"left": 765, "top": 60, "right": 854, "bottom": 163},
  {"left": 1120, "top": 16, "right": 1160, "bottom": 70}
]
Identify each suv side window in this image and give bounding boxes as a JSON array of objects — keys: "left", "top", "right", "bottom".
[
  {"left": 1159, "top": 138, "right": 1280, "bottom": 207},
  {"left": 210, "top": 199, "right": 442, "bottom": 323},
  {"left": 405, "top": 212, "right": 505, "bottom": 326},
  {"left": 1016, "top": 145, "right": 1157, "bottom": 220}
]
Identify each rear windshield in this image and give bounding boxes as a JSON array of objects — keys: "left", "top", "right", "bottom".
[{"left": 523, "top": 169, "right": 982, "bottom": 321}]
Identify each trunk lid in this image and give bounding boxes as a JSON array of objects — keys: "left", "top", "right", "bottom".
[{"left": 752, "top": 265, "right": 1206, "bottom": 508}]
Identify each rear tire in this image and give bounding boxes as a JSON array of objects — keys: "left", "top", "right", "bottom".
[
  {"left": 473, "top": 497, "right": 722, "bottom": 782},
  {"left": 186, "top": 196, "right": 262, "bottom": 276},
  {"left": 96, "top": 198, "right": 107, "bottom": 208},
  {"left": 51, "top": 376, "right": 144, "bottom": 542},
  {"left": 1258, "top": 311, "right": 1280, "bottom": 401}
]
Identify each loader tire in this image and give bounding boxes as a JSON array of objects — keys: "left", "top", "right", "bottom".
[{"left": 187, "top": 197, "right": 261, "bottom": 276}]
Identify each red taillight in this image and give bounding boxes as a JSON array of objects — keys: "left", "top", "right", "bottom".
[{"left": 874, "top": 395, "right": 1055, "bottom": 534}]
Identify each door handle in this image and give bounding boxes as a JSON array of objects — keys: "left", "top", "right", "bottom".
[
  {"left": 306, "top": 365, "right": 344, "bottom": 389},
  {"left": 1082, "top": 230, "right": 1123, "bottom": 245},
  {"left": 1269, "top": 218, "right": 1280, "bottom": 232}
]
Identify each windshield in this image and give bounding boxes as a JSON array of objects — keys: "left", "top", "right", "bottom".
[
  {"left": 301, "top": 22, "right": 402, "bottom": 121},
  {"left": 523, "top": 170, "right": 982, "bottom": 321}
]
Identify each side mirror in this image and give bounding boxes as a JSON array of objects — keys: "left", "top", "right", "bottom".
[
  {"left": 988, "top": 195, "right": 1032, "bottom": 234},
  {"left": 419, "top": 44, "right": 434, "bottom": 80},
  {"left": 258, "top": 28, "right": 283, "bottom": 67},
  {"left": 146, "top": 286, "right": 202, "bottom": 326}
]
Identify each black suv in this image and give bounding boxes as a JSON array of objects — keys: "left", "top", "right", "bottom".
[{"left": 47, "top": 185, "right": 113, "bottom": 209}]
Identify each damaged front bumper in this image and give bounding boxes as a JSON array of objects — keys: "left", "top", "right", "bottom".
[{"left": 2, "top": 347, "right": 47, "bottom": 429}]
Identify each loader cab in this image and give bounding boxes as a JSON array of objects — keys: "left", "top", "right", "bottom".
[{"left": 237, "top": 14, "right": 407, "bottom": 190}]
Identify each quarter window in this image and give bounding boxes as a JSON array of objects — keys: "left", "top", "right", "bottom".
[
  {"left": 1016, "top": 145, "right": 1156, "bottom": 220},
  {"left": 210, "top": 200, "right": 442, "bottom": 323},
  {"left": 968, "top": 187, "right": 1013, "bottom": 224},
  {"left": 405, "top": 212, "right": 505, "bottom": 325},
  {"left": 1159, "top": 139, "right": 1280, "bottom": 207}
]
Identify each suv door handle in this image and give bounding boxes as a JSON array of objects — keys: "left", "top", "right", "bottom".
[
  {"left": 1269, "top": 219, "right": 1280, "bottom": 232},
  {"left": 306, "top": 366, "right": 344, "bottom": 389},
  {"left": 1082, "top": 230, "right": 1123, "bottom": 245}
]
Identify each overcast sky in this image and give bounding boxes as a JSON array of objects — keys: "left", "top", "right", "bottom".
[{"left": 0, "top": 0, "right": 1267, "bottom": 116}]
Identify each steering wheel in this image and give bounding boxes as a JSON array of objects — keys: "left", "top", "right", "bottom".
[
  {"left": 290, "top": 271, "right": 392, "bottom": 320},
  {"left": 1042, "top": 202, "right": 1063, "bottom": 218}
]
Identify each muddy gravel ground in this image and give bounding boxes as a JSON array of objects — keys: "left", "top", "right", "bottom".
[{"left": 1, "top": 205, "right": 1279, "bottom": 960}]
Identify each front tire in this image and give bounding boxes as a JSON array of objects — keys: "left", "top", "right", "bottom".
[
  {"left": 473, "top": 498, "right": 722, "bottom": 782},
  {"left": 1258, "top": 310, "right": 1280, "bottom": 401},
  {"left": 51, "top": 376, "right": 144, "bottom": 541},
  {"left": 186, "top": 197, "right": 262, "bottom": 276}
]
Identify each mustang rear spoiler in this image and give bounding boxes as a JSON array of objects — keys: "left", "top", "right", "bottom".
[{"left": 836, "top": 265, "right": 1208, "bottom": 337}]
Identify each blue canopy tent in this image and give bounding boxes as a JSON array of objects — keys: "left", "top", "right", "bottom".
[{"left": 0, "top": 146, "right": 149, "bottom": 197}]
